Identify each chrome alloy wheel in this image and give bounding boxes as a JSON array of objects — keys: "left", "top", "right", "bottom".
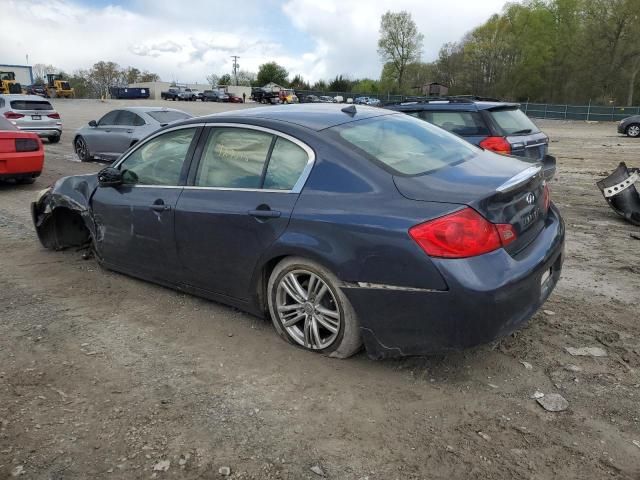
[
  {"left": 627, "top": 124, "right": 640, "bottom": 137},
  {"left": 275, "top": 270, "right": 341, "bottom": 350}
]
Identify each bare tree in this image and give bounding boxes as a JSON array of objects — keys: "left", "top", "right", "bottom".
[
  {"left": 377, "top": 11, "right": 424, "bottom": 89},
  {"left": 206, "top": 74, "right": 219, "bottom": 87},
  {"left": 32, "top": 63, "right": 57, "bottom": 84}
]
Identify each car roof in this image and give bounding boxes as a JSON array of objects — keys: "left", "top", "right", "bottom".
[
  {"left": 388, "top": 100, "right": 520, "bottom": 112},
  {"left": 186, "top": 104, "right": 396, "bottom": 131},
  {"left": 121, "top": 106, "right": 187, "bottom": 113}
]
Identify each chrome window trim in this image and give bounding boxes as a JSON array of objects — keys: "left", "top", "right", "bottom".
[{"left": 113, "top": 122, "right": 316, "bottom": 194}]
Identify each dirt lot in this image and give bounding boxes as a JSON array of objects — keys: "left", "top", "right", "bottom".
[{"left": 1, "top": 99, "right": 639, "bottom": 479}]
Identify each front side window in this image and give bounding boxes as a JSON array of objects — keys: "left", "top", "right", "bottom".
[
  {"left": 115, "top": 110, "right": 145, "bottom": 127},
  {"left": 331, "top": 113, "right": 478, "bottom": 176},
  {"left": 118, "top": 128, "right": 196, "bottom": 185},
  {"left": 98, "top": 110, "right": 120, "bottom": 126},
  {"left": 195, "top": 128, "right": 273, "bottom": 188}
]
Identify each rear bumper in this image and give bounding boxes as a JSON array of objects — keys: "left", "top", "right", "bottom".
[
  {"left": 343, "top": 205, "right": 565, "bottom": 359},
  {"left": 0, "top": 152, "right": 44, "bottom": 177},
  {"left": 18, "top": 127, "right": 62, "bottom": 138}
]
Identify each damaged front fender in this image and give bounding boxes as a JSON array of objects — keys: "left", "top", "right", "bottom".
[
  {"left": 31, "top": 174, "right": 99, "bottom": 250},
  {"left": 596, "top": 162, "right": 640, "bottom": 226}
]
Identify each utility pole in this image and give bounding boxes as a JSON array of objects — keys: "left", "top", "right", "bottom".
[{"left": 231, "top": 56, "right": 240, "bottom": 86}]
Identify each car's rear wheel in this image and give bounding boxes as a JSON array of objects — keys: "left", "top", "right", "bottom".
[
  {"left": 74, "top": 136, "right": 91, "bottom": 162},
  {"left": 268, "top": 257, "right": 362, "bottom": 358},
  {"left": 626, "top": 124, "right": 640, "bottom": 138}
]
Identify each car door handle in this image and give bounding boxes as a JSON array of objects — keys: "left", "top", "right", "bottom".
[
  {"left": 248, "top": 209, "right": 281, "bottom": 218},
  {"left": 126, "top": 129, "right": 134, "bottom": 133},
  {"left": 151, "top": 203, "right": 171, "bottom": 212}
]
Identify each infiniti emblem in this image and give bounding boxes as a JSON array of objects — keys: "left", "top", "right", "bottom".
[{"left": 525, "top": 192, "right": 536, "bottom": 204}]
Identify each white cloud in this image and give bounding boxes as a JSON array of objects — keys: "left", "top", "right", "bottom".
[{"left": 1, "top": 0, "right": 508, "bottom": 84}]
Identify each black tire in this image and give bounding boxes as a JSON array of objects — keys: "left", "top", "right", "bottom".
[
  {"left": 267, "top": 257, "right": 362, "bottom": 359},
  {"left": 48, "top": 135, "right": 60, "bottom": 144},
  {"left": 74, "top": 136, "right": 91, "bottom": 162},
  {"left": 626, "top": 123, "right": 640, "bottom": 138}
]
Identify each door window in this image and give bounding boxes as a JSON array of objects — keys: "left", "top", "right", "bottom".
[
  {"left": 115, "top": 110, "right": 145, "bottom": 126},
  {"left": 263, "top": 137, "right": 309, "bottom": 190},
  {"left": 118, "top": 128, "right": 196, "bottom": 186},
  {"left": 98, "top": 110, "right": 121, "bottom": 126},
  {"left": 195, "top": 128, "right": 273, "bottom": 188}
]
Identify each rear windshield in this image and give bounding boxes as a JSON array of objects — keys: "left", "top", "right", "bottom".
[
  {"left": 147, "top": 111, "right": 192, "bottom": 124},
  {"left": 331, "top": 114, "right": 478, "bottom": 176},
  {"left": 10, "top": 100, "right": 53, "bottom": 111},
  {"left": 409, "top": 110, "right": 490, "bottom": 136},
  {"left": 489, "top": 108, "right": 540, "bottom": 135}
]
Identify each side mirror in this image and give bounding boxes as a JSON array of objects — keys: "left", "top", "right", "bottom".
[
  {"left": 542, "top": 154, "right": 556, "bottom": 182},
  {"left": 89, "top": 120, "right": 97, "bottom": 127},
  {"left": 97, "top": 167, "right": 123, "bottom": 187}
]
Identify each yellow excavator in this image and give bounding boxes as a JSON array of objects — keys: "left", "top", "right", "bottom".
[
  {"left": 46, "top": 73, "right": 74, "bottom": 98},
  {"left": 0, "top": 71, "right": 23, "bottom": 94}
]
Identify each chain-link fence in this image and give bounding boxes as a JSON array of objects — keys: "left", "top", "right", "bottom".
[{"left": 523, "top": 102, "right": 640, "bottom": 121}]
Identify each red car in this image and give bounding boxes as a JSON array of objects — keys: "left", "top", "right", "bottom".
[
  {"left": 0, "top": 116, "right": 44, "bottom": 184},
  {"left": 227, "top": 93, "right": 243, "bottom": 103}
]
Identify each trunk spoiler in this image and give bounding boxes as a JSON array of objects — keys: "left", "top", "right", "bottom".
[{"left": 496, "top": 165, "right": 542, "bottom": 193}]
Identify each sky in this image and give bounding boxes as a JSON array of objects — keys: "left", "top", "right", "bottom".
[{"left": 3, "top": 0, "right": 508, "bottom": 84}]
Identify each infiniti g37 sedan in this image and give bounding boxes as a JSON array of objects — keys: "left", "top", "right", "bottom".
[{"left": 32, "top": 105, "right": 565, "bottom": 359}]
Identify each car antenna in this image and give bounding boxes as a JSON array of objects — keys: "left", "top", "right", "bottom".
[{"left": 341, "top": 105, "right": 357, "bottom": 116}]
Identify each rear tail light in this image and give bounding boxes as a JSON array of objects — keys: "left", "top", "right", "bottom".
[
  {"left": 15, "top": 138, "right": 40, "bottom": 152},
  {"left": 47, "top": 112, "right": 60, "bottom": 119},
  {"left": 479, "top": 136, "right": 511, "bottom": 155},
  {"left": 543, "top": 182, "right": 551, "bottom": 211},
  {"left": 409, "top": 207, "right": 517, "bottom": 258},
  {"left": 3, "top": 111, "right": 24, "bottom": 120}
]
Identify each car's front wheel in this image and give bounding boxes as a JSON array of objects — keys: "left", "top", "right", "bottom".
[
  {"left": 268, "top": 257, "right": 362, "bottom": 358},
  {"left": 626, "top": 124, "right": 640, "bottom": 138},
  {"left": 74, "top": 136, "right": 91, "bottom": 162}
]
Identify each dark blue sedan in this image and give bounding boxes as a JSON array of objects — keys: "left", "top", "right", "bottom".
[{"left": 32, "top": 104, "right": 564, "bottom": 359}]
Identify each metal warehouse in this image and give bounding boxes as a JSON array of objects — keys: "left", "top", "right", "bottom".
[{"left": 0, "top": 64, "right": 33, "bottom": 86}]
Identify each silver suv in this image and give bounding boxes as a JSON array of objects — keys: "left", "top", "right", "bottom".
[{"left": 0, "top": 94, "right": 62, "bottom": 143}]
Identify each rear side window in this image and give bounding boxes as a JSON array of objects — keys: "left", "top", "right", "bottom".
[
  {"left": 264, "top": 138, "right": 309, "bottom": 190},
  {"left": 332, "top": 114, "right": 478, "bottom": 176},
  {"left": 489, "top": 108, "right": 540, "bottom": 135},
  {"left": 9, "top": 100, "right": 53, "bottom": 111},
  {"left": 195, "top": 128, "right": 273, "bottom": 188},
  {"left": 412, "top": 110, "right": 489, "bottom": 136},
  {"left": 147, "top": 111, "right": 191, "bottom": 124}
]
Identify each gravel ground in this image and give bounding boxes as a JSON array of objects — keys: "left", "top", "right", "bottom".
[{"left": 1, "top": 99, "right": 639, "bottom": 479}]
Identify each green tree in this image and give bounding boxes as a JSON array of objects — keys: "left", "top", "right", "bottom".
[
  {"left": 256, "top": 62, "right": 288, "bottom": 86},
  {"left": 328, "top": 75, "right": 351, "bottom": 92},
  {"left": 218, "top": 74, "right": 232, "bottom": 85},
  {"left": 289, "top": 74, "right": 309, "bottom": 90},
  {"left": 122, "top": 67, "right": 141, "bottom": 84},
  {"left": 139, "top": 71, "right": 160, "bottom": 82},
  {"left": 377, "top": 11, "right": 424, "bottom": 89}
]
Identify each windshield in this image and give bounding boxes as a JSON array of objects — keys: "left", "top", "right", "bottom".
[
  {"left": 489, "top": 108, "right": 540, "bottom": 135},
  {"left": 331, "top": 113, "right": 479, "bottom": 176},
  {"left": 147, "top": 111, "right": 192, "bottom": 124},
  {"left": 10, "top": 100, "right": 54, "bottom": 111}
]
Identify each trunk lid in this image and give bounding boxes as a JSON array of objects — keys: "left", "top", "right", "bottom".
[{"left": 394, "top": 150, "right": 547, "bottom": 255}]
